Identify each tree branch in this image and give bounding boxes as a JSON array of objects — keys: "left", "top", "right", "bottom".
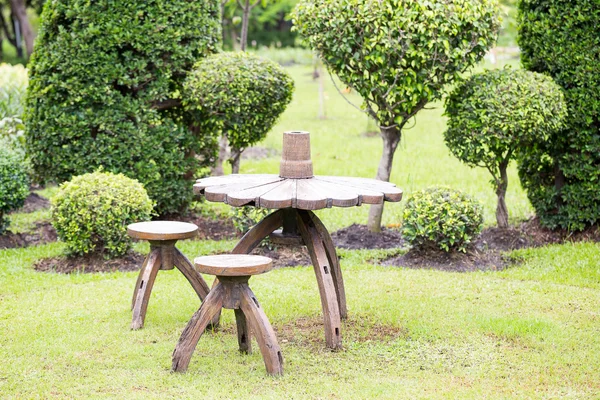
[{"left": 151, "top": 98, "right": 182, "bottom": 110}]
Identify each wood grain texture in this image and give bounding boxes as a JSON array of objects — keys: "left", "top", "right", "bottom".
[
  {"left": 296, "top": 211, "right": 343, "bottom": 349},
  {"left": 202, "top": 177, "right": 284, "bottom": 202},
  {"left": 194, "top": 254, "right": 273, "bottom": 276},
  {"left": 306, "top": 210, "right": 348, "bottom": 320},
  {"left": 235, "top": 309, "right": 252, "bottom": 354},
  {"left": 224, "top": 181, "right": 288, "bottom": 207},
  {"left": 127, "top": 221, "right": 198, "bottom": 241},
  {"left": 131, "top": 249, "right": 161, "bottom": 330},
  {"left": 172, "top": 283, "right": 225, "bottom": 372},
  {"left": 131, "top": 251, "right": 152, "bottom": 311},
  {"left": 173, "top": 248, "right": 210, "bottom": 301},
  {"left": 194, "top": 174, "right": 280, "bottom": 192},
  {"left": 240, "top": 285, "right": 284, "bottom": 375}
]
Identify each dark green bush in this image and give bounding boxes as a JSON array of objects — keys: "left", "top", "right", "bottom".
[
  {"left": 518, "top": 0, "right": 600, "bottom": 230},
  {"left": 51, "top": 171, "right": 154, "bottom": 258},
  {"left": 444, "top": 68, "right": 566, "bottom": 228},
  {"left": 0, "top": 146, "right": 29, "bottom": 234},
  {"left": 402, "top": 187, "right": 484, "bottom": 252},
  {"left": 26, "top": 0, "right": 221, "bottom": 215},
  {"left": 183, "top": 52, "right": 294, "bottom": 162}
]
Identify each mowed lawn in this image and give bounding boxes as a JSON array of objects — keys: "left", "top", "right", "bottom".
[{"left": 1, "top": 60, "right": 599, "bottom": 398}]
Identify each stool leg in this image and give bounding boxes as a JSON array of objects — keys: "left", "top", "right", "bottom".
[
  {"left": 131, "top": 251, "right": 152, "bottom": 311},
  {"left": 240, "top": 285, "right": 283, "bottom": 376},
  {"left": 173, "top": 247, "right": 210, "bottom": 300},
  {"left": 172, "top": 283, "right": 225, "bottom": 372},
  {"left": 131, "top": 248, "right": 162, "bottom": 330},
  {"left": 297, "top": 211, "right": 343, "bottom": 350},
  {"left": 307, "top": 211, "right": 348, "bottom": 320},
  {"left": 234, "top": 309, "right": 252, "bottom": 354}
]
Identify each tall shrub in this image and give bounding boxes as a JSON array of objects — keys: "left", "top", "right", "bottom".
[
  {"left": 444, "top": 68, "right": 566, "bottom": 228},
  {"left": 293, "top": 0, "right": 500, "bottom": 232},
  {"left": 518, "top": 0, "right": 600, "bottom": 230},
  {"left": 26, "top": 0, "right": 221, "bottom": 215},
  {"left": 183, "top": 52, "right": 294, "bottom": 173}
]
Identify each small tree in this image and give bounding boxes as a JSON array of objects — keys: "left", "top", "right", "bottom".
[
  {"left": 444, "top": 68, "right": 567, "bottom": 228},
  {"left": 293, "top": 0, "right": 500, "bottom": 232},
  {"left": 183, "top": 52, "right": 294, "bottom": 173}
]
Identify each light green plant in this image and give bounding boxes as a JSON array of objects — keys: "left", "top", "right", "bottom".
[{"left": 0, "top": 146, "right": 29, "bottom": 233}]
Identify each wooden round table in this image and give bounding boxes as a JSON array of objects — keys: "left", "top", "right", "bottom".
[{"left": 194, "top": 131, "right": 402, "bottom": 349}]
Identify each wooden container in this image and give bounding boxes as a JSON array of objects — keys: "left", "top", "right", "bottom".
[{"left": 279, "top": 131, "right": 313, "bottom": 179}]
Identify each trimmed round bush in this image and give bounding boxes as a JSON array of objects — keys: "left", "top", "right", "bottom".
[
  {"left": 444, "top": 68, "right": 566, "bottom": 228},
  {"left": 402, "top": 187, "right": 484, "bottom": 252},
  {"left": 51, "top": 171, "right": 154, "bottom": 258},
  {"left": 26, "top": 0, "right": 221, "bottom": 215},
  {"left": 0, "top": 146, "right": 29, "bottom": 234},
  {"left": 518, "top": 0, "right": 600, "bottom": 230},
  {"left": 183, "top": 52, "right": 294, "bottom": 152}
]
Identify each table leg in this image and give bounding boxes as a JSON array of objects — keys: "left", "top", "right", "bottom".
[
  {"left": 306, "top": 211, "right": 347, "bottom": 319},
  {"left": 131, "top": 248, "right": 161, "bottom": 330},
  {"left": 296, "top": 210, "right": 343, "bottom": 349}
]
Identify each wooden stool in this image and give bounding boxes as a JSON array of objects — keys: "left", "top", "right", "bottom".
[
  {"left": 127, "top": 221, "right": 210, "bottom": 330},
  {"left": 172, "top": 254, "right": 283, "bottom": 376}
]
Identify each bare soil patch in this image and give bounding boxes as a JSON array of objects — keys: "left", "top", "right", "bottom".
[
  {"left": 251, "top": 244, "right": 312, "bottom": 268},
  {"left": 157, "top": 213, "right": 240, "bottom": 241},
  {"left": 0, "top": 221, "right": 57, "bottom": 250},
  {"left": 34, "top": 251, "right": 145, "bottom": 274},
  {"left": 12, "top": 193, "right": 51, "bottom": 213},
  {"left": 331, "top": 224, "right": 405, "bottom": 250}
]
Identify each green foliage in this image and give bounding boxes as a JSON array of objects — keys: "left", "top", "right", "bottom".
[
  {"left": 292, "top": 0, "right": 500, "bottom": 127},
  {"left": 444, "top": 68, "right": 566, "bottom": 218},
  {"left": 517, "top": 0, "right": 600, "bottom": 231},
  {"left": 230, "top": 206, "right": 271, "bottom": 234},
  {"left": 0, "top": 116, "right": 26, "bottom": 154},
  {"left": 25, "top": 0, "right": 221, "bottom": 215},
  {"left": 0, "top": 146, "right": 29, "bottom": 233},
  {"left": 0, "top": 63, "right": 28, "bottom": 118},
  {"left": 402, "top": 187, "right": 484, "bottom": 252},
  {"left": 183, "top": 52, "right": 294, "bottom": 150},
  {"left": 51, "top": 171, "right": 154, "bottom": 258}
]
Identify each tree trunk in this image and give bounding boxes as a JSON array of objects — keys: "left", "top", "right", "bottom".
[
  {"left": 496, "top": 163, "right": 509, "bottom": 228},
  {"left": 240, "top": 0, "right": 250, "bottom": 51},
  {"left": 230, "top": 147, "right": 242, "bottom": 174},
  {"left": 9, "top": 0, "right": 33, "bottom": 57},
  {"left": 367, "top": 126, "right": 401, "bottom": 232},
  {"left": 211, "top": 135, "right": 229, "bottom": 176}
]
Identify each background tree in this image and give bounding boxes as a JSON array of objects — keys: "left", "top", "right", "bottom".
[
  {"left": 293, "top": 0, "right": 500, "bottom": 232},
  {"left": 26, "top": 0, "right": 221, "bottom": 215},
  {"left": 183, "top": 52, "right": 294, "bottom": 174},
  {"left": 444, "top": 68, "right": 567, "bottom": 228},
  {"left": 518, "top": 0, "right": 600, "bottom": 231},
  {"left": 0, "top": 0, "right": 42, "bottom": 60}
]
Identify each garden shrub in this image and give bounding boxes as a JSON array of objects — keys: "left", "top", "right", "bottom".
[
  {"left": 51, "top": 171, "right": 154, "bottom": 258},
  {"left": 518, "top": 0, "right": 600, "bottom": 230},
  {"left": 0, "top": 63, "right": 28, "bottom": 119},
  {"left": 26, "top": 0, "right": 221, "bottom": 215},
  {"left": 292, "top": 0, "right": 500, "bottom": 232},
  {"left": 402, "top": 187, "right": 484, "bottom": 252},
  {"left": 183, "top": 52, "right": 294, "bottom": 172},
  {"left": 0, "top": 146, "right": 29, "bottom": 234},
  {"left": 444, "top": 68, "right": 566, "bottom": 228}
]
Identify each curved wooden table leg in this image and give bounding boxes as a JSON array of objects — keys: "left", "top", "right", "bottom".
[
  {"left": 132, "top": 251, "right": 152, "bottom": 311},
  {"left": 172, "top": 283, "right": 225, "bottom": 372},
  {"left": 131, "top": 248, "right": 162, "bottom": 330},
  {"left": 235, "top": 309, "right": 252, "bottom": 354},
  {"left": 240, "top": 285, "right": 283, "bottom": 375},
  {"left": 307, "top": 211, "right": 347, "bottom": 319},
  {"left": 296, "top": 210, "right": 342, "bottom": 349},
  {"left": 173, "top": 248, "right": 210, "bottom": 300}
]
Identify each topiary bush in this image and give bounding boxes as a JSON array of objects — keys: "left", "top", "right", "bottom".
[
  {"left": 26, "top": 0, "right": 221, "bottom": 215},
  {"left": 518, "top": 0, "right": 600, "bottom": 231},
  {"left": 292, "top": 0, "right": 500, "bottom": 232},
  {"left": 0, "top": 146, "right": 29, "bottom": 234},
  {"left": 51, "top": 171, "right": 154, "bottom": 258},
  {"left": 402, "top": 187, "right": 484, "bottom": 252},
  {"left": 183, "top": 52, "right": 294, "bottom": 173},
  {"left": 444, "top": 68, "right": 566, "bottom": 228}
]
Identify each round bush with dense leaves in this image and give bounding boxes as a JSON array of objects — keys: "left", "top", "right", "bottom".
[
  {"left": 26, "top": 0, "right": 221, "bottom": 215},
  {"left": 0, "top": 146, "right": 29, "bottom": 234},
  {"left": 183, "top": 52, "right": 294, "bottom": 151},
  {"left": 402, "top": 187, "right": 484, "bottom": 252},
  {"left": 444, "top": 68, "right": 566, "bottom": 228},
  {"left": 51, "top": 171, "right": 154, "bottom": 258},
  {"left": 518, "top": 0, "right": 600, "bottom": 230}
]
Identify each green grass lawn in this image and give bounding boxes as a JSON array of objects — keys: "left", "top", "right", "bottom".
[{"left": 1, "top": 57, "right": 599, "bottom": 398}]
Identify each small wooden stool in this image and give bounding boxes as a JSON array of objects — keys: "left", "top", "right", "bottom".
[
  {"left": 127, "top": 221, "right": 210, "bottom": 330},
  {"left": 172, "top": 254, "right": 283, "bottom": 376}
]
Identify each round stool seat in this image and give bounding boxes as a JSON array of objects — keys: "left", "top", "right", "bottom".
[
  {"left": 127, "top": 221, "right": 198, "bottom": 241},
  {"left": 194, "top": 254, "right": 273, "bottom": 276}
]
